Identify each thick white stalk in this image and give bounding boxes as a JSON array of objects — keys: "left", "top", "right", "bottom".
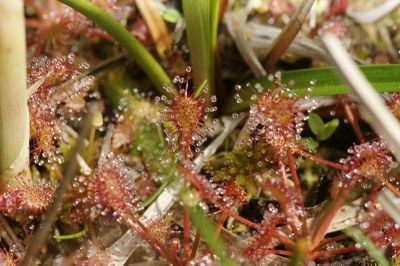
[
  {"left": 322, "top": 33, "right": 400, "bottom": 162},
  {"left": 0, "top": 0, "right": 30, "bottom": 190}
]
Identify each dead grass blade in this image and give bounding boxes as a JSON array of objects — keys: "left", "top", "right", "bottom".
[{"left": 262, "top": 0, "right": 315, "bottom": 72}]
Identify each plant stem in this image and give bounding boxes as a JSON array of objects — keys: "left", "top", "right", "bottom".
[
  {"left": 276, "top": 153, "right": 303, "bottom": 237},
  {"left": 183, "top": 207, "right": 191, "bottom": 263},
  {"left": 140, "top": 180, "right": 170, "bottom": 208},
  {"left": 262, "top": 0, "right": 315, "bottom": 72},
  {"left": 58, "top": 0, "right": 175, "bottom": 95},
  {"left": 310, "top": 179, "right": 357, "bottom": 249},
  {"left": 287, "top": 153, "right": 303, "bottom": 199},
  {"left": 20, "top": 114, "right": 92, "bottom": 266},
  {"left": 190, "top": 230, "right": 201, "bottom": 259},
  {"left": 339, "top": 96, "right": 365, "bottom": 143},
  {"left": 0, "top": 0, "right": 30, "bottom": 191},
  {"left": 214, "top": 212, "right": 228, "bottom": 239},
  {"left": 287, "top": 152, "right": 308, "bottom": 236},
  {"left": 311, "top": 247, "right": 358, "bottom": 260},
  {"left": 123, "top": 214, "right": 180, "bottom": 265},
  {"left": 312, "top": 234, "right": 349, "bottom": 252},
  {"left": 288, "top": 238, "right": 307, "bottom": 266},
  {"left": 300, "top": 152, "right": 348, "bottom": 171}
]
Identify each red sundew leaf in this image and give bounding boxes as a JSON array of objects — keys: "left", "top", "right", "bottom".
[
  {"left": 158, "top": 71, "right": 217, "bottom": 160},
  {"left": 0, "top": 178, "right": 56, "bottom": 217},
  {"left": 0, "top": 248, "right": 18, "bottom": 266},
  {"left": 91, "top": 154, "right": 142, "bottom": 217},
  {"left": 235, "top": 78, "right": 314, "bottom": 156},
  {"left": 27, "top": 54, "right": 91, "bottom": 165},
  {"left": 339, "top": 140, "right": 396, "bottom": 183}
]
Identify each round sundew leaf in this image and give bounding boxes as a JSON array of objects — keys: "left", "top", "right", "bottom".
[
  {"left": 320, "top": 118, "right": 339, "bottom": 141},
  {"left": 300, "top": 137, "right": 319, "bottom": 150},
  {"left": 162, "top": 8, "right": 181, "bottom": 23},
  {"left": 308, "top": 113, "right": 324, "bottom": 138}
]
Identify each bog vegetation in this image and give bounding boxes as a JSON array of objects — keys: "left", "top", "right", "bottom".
[{"left": 2, "top": 0, "right": 400, "bottom": 265}]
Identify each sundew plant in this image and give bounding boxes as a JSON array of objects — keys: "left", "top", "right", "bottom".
[{"left": 2, "top": 0, "right": 400, "bottom": 265}]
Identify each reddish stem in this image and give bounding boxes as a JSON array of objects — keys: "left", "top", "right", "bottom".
[
  {"left": 190, "top": 230, "right": 201, "bottom": 259},
  {"left": 382, "top": 179, "right": 400, "bottom": 197},
  {"left": 256, "top": 249, "right": 293, "bottom": 257},
  {"left": 179, "top": 165, "right": 258, "bottom": 230},
  {"left": 124, "top": 215, "right": 180, "bottom": 265},
  {"left": 25, "top": 19, "right": 46, "bottom": 29},
  {"left": 183, "top": 208, "right": 191, "bottom": 264},
  {"left": 342, "top": 98, "right": 365, "bottom": 143},
  {"left": 312, "top": 234, "right": 349, "bottom": 252},
  {"left": 312, "top": 247, "right": 359, "bottom": 260},
  {"left": 368, "top": 183, "right": 382, "bottom": 213},
  {"left": 214, "top": 213, "right": 228, "bottom": 238},
  {"left": 287, "top": 152, "right": 307, "bottom": 236},
  {"left": 300, "top": 152, "right": 349, "bottom": 171},
  {"left": 310, "top": 179, "right": 357, "bottom": 249},
  {"left": 183, "top": 178, "right": 191, "bottom": 264},
  {"left": 273, "top": 232, "right": 296, "bottom": 248},
  {"left": 224, "top": 210, "right": 258, "bottom": 229},
  {"left": 275, "top": 152, "right": 303, "bottom": 237},
  {"left": 277, "top": 153, "right": 289, "bottom": 188},
  {"left": 287, "top": 152, "right": 302, "bottom": 197}
]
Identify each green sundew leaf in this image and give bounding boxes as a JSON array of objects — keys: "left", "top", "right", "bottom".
[
  {"left": 320, "top": 118, "right": 339, "bottom": 141},
  {"left": 343, "top": 226, "right": 389, "bottom": 266},
  {"left": 308, "top": 113, "right": 324, "bottom": 138},
  {"left": 190, "top": 207, "right": 235, "bottom": 266},
  {"left": 163, "top": 8, "right": 181, "bottom": 23},
  {"left": 300, "top": 137, "right": 319, "bottom": 149},
  {"left": 182, "top": 0, "right": 219, "bottom": 98}
]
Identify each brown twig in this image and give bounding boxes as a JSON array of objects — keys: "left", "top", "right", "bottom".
[
  {"left": 20, "top": 112, "right": 93, "bottom": 266},
  {"left": 262, "top": 0, "right": 315, "bottom": 72}
]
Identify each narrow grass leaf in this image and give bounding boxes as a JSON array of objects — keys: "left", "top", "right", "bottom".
[
  {"left": 252, "top": 65, "right": 400, "bottom": 97},
  {"left": 190, "top": 207, "right": 234, "bottom": 265},
  {"left": 343, "top": 226, "right": 389, "bottom": 266},
  {"left": 226, "top": 64, "right": 400, "bottom": 114},
  {"left": 182, "top": 0, "right": 219, "bottom": 98},
  {"left": 58, "top": 0, "right": 175, "bottom": 95}
]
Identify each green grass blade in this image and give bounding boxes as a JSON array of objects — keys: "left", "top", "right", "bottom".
[
  {"left": 182, "top": 0, "right": 219, "bottom": 98},
  {"left": 225, "top": 65, "right": 400, "bottom": 113},
  {"left": 190, "top": 207, "right": 235, "bottom": 265},
  {"left": 288, "top": 238, "right": 307, "bottom": 266},
  {"left": 279, "top": 65, "right": 400, "bottom": 96},
  {"left": 58, "top": 0, "right": 175, "bottom": 95},
  {"left": 343, "top": 226, "right": 389, "bottom": 266}
]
